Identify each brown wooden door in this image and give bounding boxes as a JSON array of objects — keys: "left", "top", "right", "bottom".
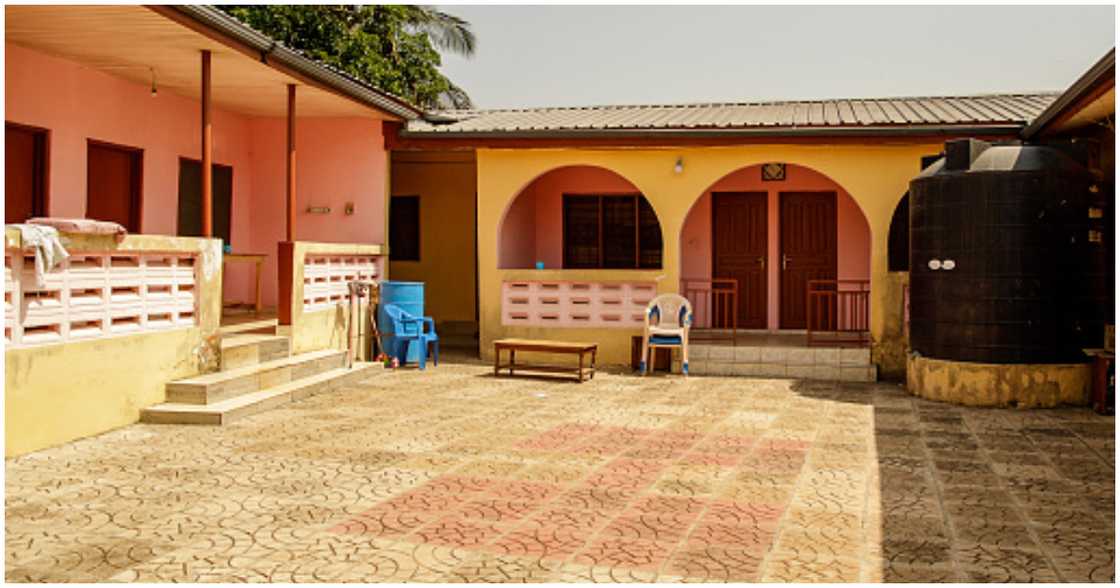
[
  {"left": 780, "top": 191, "right": 837, "bottom": 328},
  {"left": 712, "top": 192, "right": 767, "bottom": 329},
  {"left": 177, "top": 158, "right": 234, "bottom": 245},
  {"left": 87, "top": 141, "right": 142, "bottom": 232},
  {"left": 6, "top": 123, "right": 48, "bottom": 224}
]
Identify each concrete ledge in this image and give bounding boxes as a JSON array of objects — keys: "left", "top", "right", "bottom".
[{"left": 907, "top": 355, "right": 1091, "bottom": 408}]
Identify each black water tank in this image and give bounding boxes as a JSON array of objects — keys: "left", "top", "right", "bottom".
[{"left": 909, "top": 139, "right": 1095, "bottom": 364}]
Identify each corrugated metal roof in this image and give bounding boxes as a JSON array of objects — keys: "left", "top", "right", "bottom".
[{"left": 405, "top": 93, "right": 1058, "bottom": 136}]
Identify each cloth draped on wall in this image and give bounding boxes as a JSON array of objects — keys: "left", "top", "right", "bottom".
[{"left": 9, "top": 223, "right": 69, "bottom": 288}]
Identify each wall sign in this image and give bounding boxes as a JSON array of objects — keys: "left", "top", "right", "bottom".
[{"left": 762, "top": 163, "right": 786, "bottom": 181}]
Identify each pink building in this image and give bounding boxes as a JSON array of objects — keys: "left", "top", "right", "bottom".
[
  {"left": 4, "top": 5, "right": 421, "bottom": 454},
  {"left": 5, "top": 5, "right": 418, "bottom": 308}
]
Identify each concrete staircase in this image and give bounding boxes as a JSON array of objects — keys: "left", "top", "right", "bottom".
[
  {"left": 141, "top": 320, "right": 379, "bottom": 425},
  {"left": 686, "top": 343, "right": 877, "bottom": 382}
]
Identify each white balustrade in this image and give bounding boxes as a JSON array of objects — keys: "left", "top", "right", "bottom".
[
  {"left": 5, "top": 251, "right": 198, "bottom": 347},
  {"left": 301, "top": 254, "right": 379, "bottom": 312},
  {"left": 501, "top": 280, "right": 656, "bottom": 328}
]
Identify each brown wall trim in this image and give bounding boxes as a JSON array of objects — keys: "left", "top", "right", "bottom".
[{"left": 387, "top": 128, "right": 1021, "bottom": 151}]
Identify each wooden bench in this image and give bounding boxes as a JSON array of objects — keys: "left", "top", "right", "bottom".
[{"left": 493, "top": 339, "right": 598, "bottom": 383}]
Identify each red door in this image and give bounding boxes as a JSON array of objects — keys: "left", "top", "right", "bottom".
[
  {"left": 87, "top": 141, "right": 142, "bottom": 232},
  {"left": 5, "top": 123, "right": 48, "bottom": 224},
  {"left": 712, "top": 192, "right": 768, "bottom": 329},
  {"left": 780, "top": 191, "right": 837, "bottom": 329}
]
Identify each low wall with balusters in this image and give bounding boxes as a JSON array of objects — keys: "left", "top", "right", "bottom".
[
  {"left": 279, "top": 241, "right": 383, "bottom": 356},
  {"left": 483, "top": 269, "right": 669, "bottom": 366},
  {"left": 5, "top": 230, "right": 223, "bottom": 457}
]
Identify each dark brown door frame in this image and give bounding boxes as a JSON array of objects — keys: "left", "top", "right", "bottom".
[
  {"left": 711, "top": 191, "right": 768, "bottom": 329},
  {"left": 5, "top": 122, "right": 51, "bottom": 219},
  {"left": 86, "top": 138, "right": 143, "bottom": 233},
  {"left": 778, "top": 190, "right": 838, "bottom": 329}
]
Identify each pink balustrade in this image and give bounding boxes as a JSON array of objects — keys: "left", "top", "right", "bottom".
[
  {"left": 301, "top": 254, "right": 379, "bottom": 313},
  {"left": 501, "top": 280, "right": 657, "bottom": 328},
  {"left": 5, "top": 251, "right": 198, "bottom": 347}
]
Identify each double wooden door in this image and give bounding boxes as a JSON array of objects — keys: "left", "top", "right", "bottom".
[
  {"left": 779, "top": 191, "right": 837, "bottom": 329},
  {"left": 712, "top": 192, "right": 768, "bottom": 329}
]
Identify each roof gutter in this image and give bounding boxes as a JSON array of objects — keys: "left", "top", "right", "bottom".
[
  {"left": 1021, "top": 48, "right": 1115, "bottom": 140},
  {"left": 400, "top": 124, "right": 1026, "bottom": 141},
  {"left": 160, "top": 5, "right": 423, "bottom": 120}
]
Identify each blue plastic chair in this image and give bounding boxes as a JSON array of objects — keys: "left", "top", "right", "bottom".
[{"left": 382, "top": 303, "right": 439, "bottom": 369}]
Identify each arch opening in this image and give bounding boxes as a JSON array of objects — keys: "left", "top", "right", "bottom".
[
  {"left": 497, "top": 165, "right": 663, "bottom": 270},
  {"left": 678, "top": 163, "right": 871, "bottom": 331}
]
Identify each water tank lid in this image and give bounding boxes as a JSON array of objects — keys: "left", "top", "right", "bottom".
[{"left": 917, "top": 143, "right": 1088, "bottom": 177}]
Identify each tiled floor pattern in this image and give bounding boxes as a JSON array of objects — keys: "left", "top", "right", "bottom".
[{"left": 6, "top": 359, "right": 1115, "bottom": 582}]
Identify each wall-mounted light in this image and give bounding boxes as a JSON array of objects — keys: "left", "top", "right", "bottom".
[
  {"left": 89, "top": 63, "right": 159, "bottom": 97},
  {"left": 674, "top": 156, "right": 684, "bottom": 174}
]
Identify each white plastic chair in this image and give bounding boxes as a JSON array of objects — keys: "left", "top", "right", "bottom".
[{"left": 640, "top": 293, "right": 693, "bottom": 375}]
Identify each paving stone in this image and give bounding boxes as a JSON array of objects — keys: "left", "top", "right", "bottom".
[{"left": 5, "top": 358, "right": 1113, "bottom": 582}]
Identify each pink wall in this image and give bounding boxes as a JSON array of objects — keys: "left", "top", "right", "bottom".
[
  {"left": 6, "top": 43, "right": 389, "bottom": 308},
  {"left": 246, "top": 118, "right": 387, "bottom": 307},
  {"left": 5, "top": 42, "right": 256, "bottom": 300},
  {"left": 679, "top": 164, "right": 871, "bottom": 330},
  {"left": 498, "top": 166, "right": 639, "bottom": 269}
]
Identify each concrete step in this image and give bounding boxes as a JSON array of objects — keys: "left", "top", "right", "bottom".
[
  {"left": 220, "top": 333, "right": 290, "bottom": 370},
  {"left": 219, "top": 317, "right": 279, "bottom": 336},
  {"left": 141, "top": 362, "right": 381, "bottom": 425},
  {"left": 686, "top": 345, "right": 877, "bottom": 382},
  {"left": 165, "top": 349, "right": 345, "bottom": 405}
]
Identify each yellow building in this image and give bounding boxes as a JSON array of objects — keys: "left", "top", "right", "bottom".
[{"left": 389, "top": 94, "right": 1058, "bottom": 379}]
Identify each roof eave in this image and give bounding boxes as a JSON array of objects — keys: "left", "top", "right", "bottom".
[
  {"left": 400, "top": 124, "right": 1027, "bottom": 141},
  {"left": 1022, "top": 48, "right": 1116, "bottom": 139},
  {"left": 154, "top": 5, "right": 424, "bottom": 120}
]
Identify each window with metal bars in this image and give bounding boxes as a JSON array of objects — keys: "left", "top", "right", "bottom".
[{"left": 562, "top": 194, "right": 662, "bottom": 269}]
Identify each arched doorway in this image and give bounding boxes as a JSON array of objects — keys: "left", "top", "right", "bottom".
[{"left": 680, "top": 163, "right": 871, "bottom": 331}]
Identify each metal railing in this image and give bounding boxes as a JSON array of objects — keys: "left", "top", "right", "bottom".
[
  {"left": 680, "top": 278, "right": 738, "bottom": 340},
  {"left": 806, "top": 279, "right": 871, "bottom": 347}
]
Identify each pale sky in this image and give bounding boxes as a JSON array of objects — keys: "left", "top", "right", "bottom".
[{"left": 436, "top": 5, "right": 1115, "bottom": 109}]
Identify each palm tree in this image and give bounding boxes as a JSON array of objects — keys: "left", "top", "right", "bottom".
[
  {"left": 400, "top": 6, "right": 476, "bottom": 58},
  {"left": 219, "top": 5, "right": 476, "bottom": 109}
]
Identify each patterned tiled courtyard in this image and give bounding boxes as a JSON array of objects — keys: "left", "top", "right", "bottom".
[{"left": 6, "top": 358, "right": 1115, "bottom": 582}]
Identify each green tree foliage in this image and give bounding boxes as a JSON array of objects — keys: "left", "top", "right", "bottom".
[{"left": 219, "top": 5, "right": 475, "bottom": 109}]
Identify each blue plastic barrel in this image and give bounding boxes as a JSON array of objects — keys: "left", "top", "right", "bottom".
[{"left": 378, "top": 281, "right": 425, "bottom": 362}]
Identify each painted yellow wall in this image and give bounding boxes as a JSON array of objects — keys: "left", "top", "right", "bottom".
[
  {"left": 389, "top": 151, "right": 478, "bottom": 326},
  {"left": 5, "top": 232, "right": 223, "bottom": 457},
  {"left": 475, "top": 144, "right": 938, "bottom": 367},
  {"left": 279, "top": 241, "right": 382, "bottom": 356},
  {"left": 908, "top": 355, "right": 1090, "bottom": 408}
]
